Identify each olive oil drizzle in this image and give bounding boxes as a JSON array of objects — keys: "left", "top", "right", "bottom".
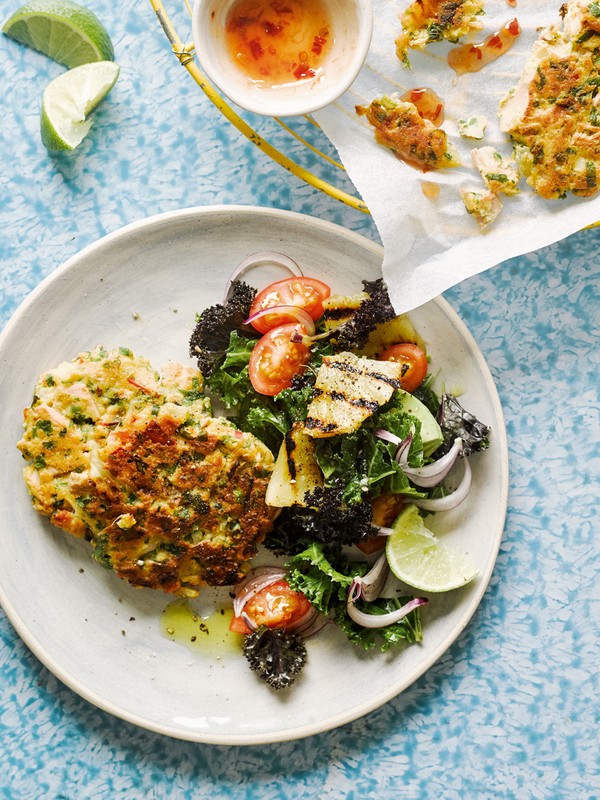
[{"left": 160, "top": 599, "right": 244, "bottom": 658}]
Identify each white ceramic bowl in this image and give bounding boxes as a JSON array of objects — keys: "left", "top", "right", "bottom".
[{"left": 191, "top": 0, "right": 373, "bottom": 117}]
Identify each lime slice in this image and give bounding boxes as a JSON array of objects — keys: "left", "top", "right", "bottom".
[
  {"left": 386, "top": 504, "right": 478, "bottom": 592},
  {"left": 40, "top": 60, "right": 119, "bottom": 151},
  {"left": 3, "top": 0, "right": 114, "bottom": 68}
]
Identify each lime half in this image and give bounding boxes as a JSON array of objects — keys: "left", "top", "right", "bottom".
[
  {"left": 3, "top": 0, "right": 114, "bottom": 67},
  {"left": 40, "top": 60, "right": 119, "bottom": 151},
  {"left": 386, "top": 504, "right": 478, "bottom": 593}
]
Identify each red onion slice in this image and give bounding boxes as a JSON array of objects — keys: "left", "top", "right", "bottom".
[
  {"left": 223, "top": 252, "right": 303, "bottom": 303},
  {"left": 244, "top": 304, "right": 316, "bottom": 336},
  {"left": 402, "top": 437, "right": 464, "bottom": 488},
  {"left": 412, "top": 456, "right": 472, "bottom": 511},
  {"left": 377, "top": 427, "right": 464, "bottom": 489},
  {"left": 350, "top": 552, "right": 390, "bottom": 602},
  {"left": 347, "top": 596, "right": 428, "bottom": 628},
  {"left": 374, "top": 428, "right": 403, "bottom": 446}
]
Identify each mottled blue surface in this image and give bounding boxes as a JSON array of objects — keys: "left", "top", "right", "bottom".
[{"left": 1, "top": 1, "right": 598, "bottom": 798}]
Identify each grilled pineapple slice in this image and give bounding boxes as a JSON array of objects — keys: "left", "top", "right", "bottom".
[
  {"left": 321, "top": 292, "right": 368, "bottom": 333},
  {"left": 303, "top": 352, "right": 404, "bottom": 438},
  {"left": 360, "top": 314, "right": 427, "bottom": 357},
  {"left": 266, "top": 424, "right": 324, "bottom": 507}
]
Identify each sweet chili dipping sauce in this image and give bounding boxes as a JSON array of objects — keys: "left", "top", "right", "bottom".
[
  {"left": 224, "top": 0, "right": 332, "bottom": 86},
  {"left": 400, "top": 87, "right": 445, "bottom": 127},
  {"left": 448, "top": 18, "right": 521, "bottom": 76}
]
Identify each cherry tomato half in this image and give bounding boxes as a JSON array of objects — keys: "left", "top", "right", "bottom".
[
  {"left": 379, "top": 343, "right": 428, "bottom": 393},
  {"left": 229, "top": 579, "right": 313, "bottom": 634},
  {"left": 248, "top": 323, "right": 310, "bottom": 396},
  {"left": 248, "top": 277, "right": 331, "bottom": 333}
]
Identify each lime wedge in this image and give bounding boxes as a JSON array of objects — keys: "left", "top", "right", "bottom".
[
  {"left": 40, "top": 60, "right": 119, "bottom": 151},
  {"left": 386, "top": 504, "right": 478, "bottom": 593},
  {"left": 3, "top": 0, "right": 114, "bottom": 68}
]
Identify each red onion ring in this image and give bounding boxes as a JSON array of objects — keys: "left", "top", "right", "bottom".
[
  {"left": 350, "top": 552, "right": 390, "bottom": 603},
  {"left": 223, "top": 252, "right": 303, "bottom": 303},
  {"left": 374, "top": 428, "right": 403, "bottom": 446},
  {"left": 244, "top": 304, "right": 316, "bottom": 336},
  {"left": 412, "top": 456, "right": 472, "bottom": 511},
  {"left": 346, "top": 595, "right": 428, "bottom": 628},
  {"left": 401, "top": 437, "right": 463, "bottom": 488}
]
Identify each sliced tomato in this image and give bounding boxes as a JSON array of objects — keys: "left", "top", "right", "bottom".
[
  {"left": 248, "top": 277, "right": 331, "bottom": 333},
  {"left": 248, "top": 323, "right": 310, "bottom": 396},
  {"left": 379, "top": 343, "right": 428, "bottom": 393},
  {"left": 229, "top": 579, "right": 313, "bottom": 634}
]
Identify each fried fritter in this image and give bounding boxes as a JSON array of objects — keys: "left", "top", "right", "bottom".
[
  {"left": 396, "top": 0, "right": 485, "bottom": 65},
  {"left": 356, "top": 95, "right": 461, "bottom": 172},
  {"left": 499, "top": 1, "right": 600, "bottom": 199},
  {"left": 18, "top": 347, "right": 274, "bottom": 596}
]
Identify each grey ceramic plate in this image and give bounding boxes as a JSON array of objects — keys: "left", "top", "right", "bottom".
[{"left": 0, "top": 206, "right": 508, "bottom": 744}]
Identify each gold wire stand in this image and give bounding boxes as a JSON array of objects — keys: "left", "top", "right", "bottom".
[{"left": 149, "top": 0, "right": 369, "bottom": 213}]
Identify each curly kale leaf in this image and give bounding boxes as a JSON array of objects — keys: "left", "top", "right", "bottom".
[
  {"left": 285, "top": 542, "right": 367, "bottom": 615},
  {"left": 243, "top": 626, "right": 307, "bottom": 690},
  {"left": 265, "top": 482, "right": 375, "bottom": 556},
  {"left": 331, "top": 278, "right": 396, "bottom": 351},
  {"left": 204, "top": 331, "right": 255, "bottom": 408},
  {"left": 189, "top": 281, "right": 257, "bottom": 377},
  {"left": 435, "top": 394, "right": 491, "bottom": 457}
]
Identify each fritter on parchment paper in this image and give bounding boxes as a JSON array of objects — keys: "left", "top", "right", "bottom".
[
  {"left": 396, "top": 0, "right": 485, "bottom": 65},
  {"left": 500, "top": 0, "right": 600, "bottom": 199}
]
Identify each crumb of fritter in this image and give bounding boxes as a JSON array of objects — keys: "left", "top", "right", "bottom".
[
  {"left": 460, "top": 188, "right": 503, "bottom": 229},
  {"left": 356, "top": 95, "right": 461, "bottom": 172},
  {"left": 457, "top": 115, "right": 487, "bottom": 139},
  {"left": 18, "top": 346, "right": 274, "bottom": 597},
  {"left": 396, "top": 0, "right": 485, "bottom": 66},
  {"left": 499, "top": 0, "right": 600, "bottom": 199},
  {"left": 471, "top": 146, "right": 520, "bottom": 195}
]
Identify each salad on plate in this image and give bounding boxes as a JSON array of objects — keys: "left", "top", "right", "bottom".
[{"left": 188, "top": 252, "right": 491, "bottom": 690}]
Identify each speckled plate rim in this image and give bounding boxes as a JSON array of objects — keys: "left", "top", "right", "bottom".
[{"left": 0, "top": 205, "right": 509, "bottom": 745}]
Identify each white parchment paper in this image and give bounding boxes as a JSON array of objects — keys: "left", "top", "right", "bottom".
[{"left": 314, "top": 0, "right": 599, "bottom": 313}]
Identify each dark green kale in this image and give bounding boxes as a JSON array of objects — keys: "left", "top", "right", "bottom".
[
  {"left": 189, "top": 280, "right": 258, "bottom": 377},
  {"left": 435, "top": 394, "right": 491, "bottom": 457},
  {"left": 265, "top": 482, "right": 375, "bottom": 557},
  {"left": 243, "top": 626, "right": 307, "bottom": 690},
  {"left": 204, "top": 331, "right": 256, "bottom": 409},
  {"left": 285, "top": 542, "right": 361, "bottom": 614},
  {"left": 312, "top": 393, "right": 429, "bottom": 505},
  {"left": 330, "top": 278, "right": 396, "bottom": 352}
]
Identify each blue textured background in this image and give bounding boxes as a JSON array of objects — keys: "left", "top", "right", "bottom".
[{"left": 1, "top": 1, "right": 598, "bottom": 798}]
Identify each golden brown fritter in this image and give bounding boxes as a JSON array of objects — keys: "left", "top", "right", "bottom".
[
  {"left": 396, "top": 0, "right": 485, "bottom": 65},
  {"left": 18, "top": 347, "right": 274, "bottom": 596},
  {"left": 499, "top": 1, "right": 600, "bottom": 199},
  {"left": 356, "top": 96, "right": 460, "bottom": 172}
]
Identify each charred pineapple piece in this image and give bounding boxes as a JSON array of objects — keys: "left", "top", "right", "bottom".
[
  {"left": 266, "top": 424, "right": 324, "bottom": 507},
  {"left": 321, "top": 292, "right": 368, "bottom": 333},
  {"left": 360, "top": 314, "right": 427, "bottom": 358},
  {"left": 303, "top": 352, "right": 403, "bottom": 438}
]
